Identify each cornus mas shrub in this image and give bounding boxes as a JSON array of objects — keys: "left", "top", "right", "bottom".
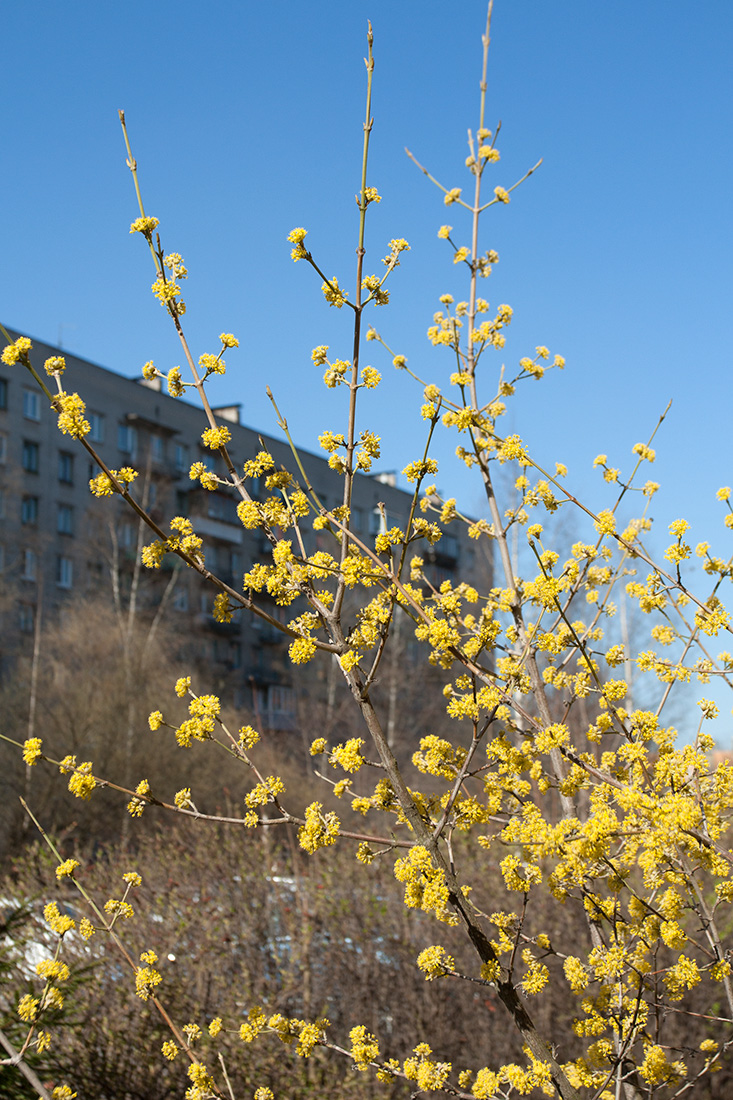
[{"left": 3, "top": 6, "right": 733, "bottom": 1099}]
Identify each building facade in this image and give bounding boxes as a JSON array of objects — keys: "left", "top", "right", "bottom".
[{"left": 0, "top": 329, "right": 486, "bottom": 730}]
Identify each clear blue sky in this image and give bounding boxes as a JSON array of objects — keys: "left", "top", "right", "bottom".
[{"left": 4, "top": 2, "right": 733, "bottom": 726}]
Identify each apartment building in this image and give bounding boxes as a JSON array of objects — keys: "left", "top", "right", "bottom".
[{"left": 0, "top": 329, "right": 486, "bottom": 729}]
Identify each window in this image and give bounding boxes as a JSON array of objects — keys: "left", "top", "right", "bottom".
[
  {"left": 0, "top": 377, "right": 7, "bottom": 410},
  {"left": 0, "top": 432, "right": 7, "bottom": 464},
  {"left": 148, "top": 481, "right": 157, "bottom": 507},
  {"left": 22, "top": 549, "right": 37, "bottom": 580},
  {"left": 19, "top": 604, "right": 35, "bottom": 633},
  {"left": 23, "top": 390, "right": 40, "bottom": 421},
  {"left": 255, "top": 684, "right": 296, "bottom": 729},
  {"left": 21, "top": 496, "right": 39, "bottom": 525},
  {"left": 175, "top": 443, "right": 189, "bottom": 472},
  {"left": 118, "top": 424, "right": 137, "bottom": 457},
  {"left": 207, "top": 494, "right": 237, "bottom": 522},
  {"left": 22, "top": 440, "right": 39, "bottom": 473},
  {"left": 208, "top": 494, "right": 225, "bottom": 520},
  {"left": 88, "top": 412, "right": 104, "bottom": 442},
  {"left": 441, "top": 534, "right": 459, "bottom": 561},
  {"left": 56, "top": 556, "right": 73, "bottom": 589},
  {"left": 369, "top": 507, "right": 402, "bottom": 536},
  {"left": 119, "top": 521, "right": 136, "bottom": 548},
  {"left": 173, "top": 586, "right": 189, "bottom": 612},
  {"left": 206, "top": 545, "right": 220, "bottom": 573},
  {"left": 57, "top": 503, "right": 74, "bottom": 535},
  {"left": 58, "top": 451, "right": 74, "bottom": 484},
  {"left": 150, "top": 435, "right": 164, "bottom": 464},
  {"left": 269, "top": 685, "right": 295, "bottom": 718}
]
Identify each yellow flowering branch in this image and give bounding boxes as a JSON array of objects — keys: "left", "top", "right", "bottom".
[{"left": 19, "top": 799, "right": 211, "bottom": 1092}]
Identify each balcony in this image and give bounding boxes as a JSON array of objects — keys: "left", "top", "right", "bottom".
[
  {"left": 192, "top": 515, "right": 243, "bottom": 544},
  {"left": 196, "top": 612, "right": 242, "bottom": 637}
]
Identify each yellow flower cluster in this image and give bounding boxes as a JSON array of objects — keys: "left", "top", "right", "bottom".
[
  {"left": 1, "top": 335, "right": 32, "bottom": 364},
  {"left": 55, "top": 858, "right": 79, "bottom": 880},
  {"left": 299, "top": 801, "right": 340, "bottom": 852},
  {"left": 129, "top": 216, "right": 159, "bottom": 235},
  {"left": 127, "top": 778, "right": 151, "bottom": 817},
  {"left": 44, "top": 902, "right": 75, "bottom": 937},
  {"left": 142, "top": 516, "right": 204, "bottom": 570},
  {"left": 199, "top": 352, "right": 226, "bottom": 377},
  {"left": 212, "top": 592, "right": 232, "bottom": 623},
  {"left": 394, "top": 846, "right": 456, "bottom": 924},
  {"left": 174, "top": 692, "right": 221, "bottom": 748},
  {"left": 17, "top": 994, "right": 39, "bottom": 1022},
  {"left": 322, "top": 277, "right": 348, "bottom": 308},
  {"left": 89, "top": 466, "right": 138, "bottom": 497},
  {"left": 323, "top": 358, "right": 350, "bottom": 388},
  {"left": 55, "top": 391, "right": 90, "bottom": 438},
  {"left": 189, "top": 460, "right": 219, "bottom": 490},
  {"left": 287, "top": 226, "right": 308, "bottom": 261},
  {"left": 36, "top": 959, "right": 71, "bottom": 983},
  {"left": 58, "top": 756, "right": 96, "bottom": 800},
  {"left": 350, "top": 1024, "right": 380, "bottom": 1069},
  {"left": 329, "top": 738, "right": 365, "bottom": 773},
  {"left": 403, "top": 458, "right": 438, "bottom": 483},
  {"left": 412, "top": 735, "right": 464, "bottom": 779},
  {"left": 239, "top": 1007, "right": 329, "bottom": 1059},
  {"left": 23, "top": 737, "right": 43, "bottom": 765},
  {"left": 403, "top": 1043, "right": 452, "bottom": 1092},
  {"left": 245, "top": 775, "right": 285, "bottom": 811},
  {"left": 164, "top": 252, "right": 187, "bottom": 279},
  {"left": 150, "top": 274, "right": 185, "bottom": 313},
  {"left": 201, "top": 424, "right": 231, "bottom": 449},
  {"left": 135, "top": 949, "right": 162, "bottom": 1000},
  {"left": 416, "top": 944, "right": 455, "bottom": 979}
]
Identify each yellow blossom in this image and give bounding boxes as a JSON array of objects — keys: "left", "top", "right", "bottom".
[
  {"left": 129, "top": 215, "right": 159, "bottom": 235},
  {"left": 417, "top": 944, "right": 455, "bottom": 979},
  {"left": 55, "top": 392, "right": 90, "bottom": 438},
  {"left": 322, "top": 278, "right": 348, "bottom": 308},
  {"left": 23, "top": 737, "right": 43, "bottom": 765},
  {"left": 56, "top": 858, "right": 79, "bottom": 880},
  {"left": 17, "top": 994, "right": 39, "bottom": 1022},
  {"left": 201, "top": 425, "right": 231, "bottom": 449},
  {"left": 594, "top": 509, "right": 616, "bottom": 536}
]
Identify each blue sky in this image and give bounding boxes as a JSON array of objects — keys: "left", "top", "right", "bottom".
[{"left": 4, "top": 1, "right": 733, "bottom": 726}]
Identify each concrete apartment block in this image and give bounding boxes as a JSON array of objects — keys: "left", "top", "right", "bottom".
[{"left": 0, "top": 329, "right": 486, "bottom": 729}]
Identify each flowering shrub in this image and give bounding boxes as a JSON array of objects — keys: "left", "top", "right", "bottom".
[{"left": 3, "top": 7, "right": 733, "bottom": 1099}]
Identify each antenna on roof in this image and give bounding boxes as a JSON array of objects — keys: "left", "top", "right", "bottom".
[{"left": 57, "top": 322, "right": 76, "bottom": 350}]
